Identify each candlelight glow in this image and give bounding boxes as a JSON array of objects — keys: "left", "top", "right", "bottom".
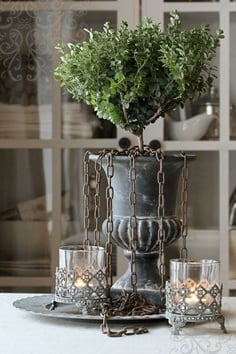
[
  {"left": 185, "top": 293, "right": 199, "bottom": 306},
  {"left": 74, "top": 278, "right": 86, "bottom": 288}
]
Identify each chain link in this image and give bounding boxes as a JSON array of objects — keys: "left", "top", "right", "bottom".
[{"left": 180, "top": 152, "right": 189, "bottom": 260}]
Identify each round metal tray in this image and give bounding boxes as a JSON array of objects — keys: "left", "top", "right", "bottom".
[{"left": 13, "top": 294, "right": 166, "bottom": 322}]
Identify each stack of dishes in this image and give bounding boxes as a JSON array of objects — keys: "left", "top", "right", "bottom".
[
  {"left": 62, "top": 102, "right": 100, "bottom": 138},
  {"left": 0, "top": 259, "right": 50, "bottom": 276},
  {"left": 0, "top": 104, "right": 52, "bottom": 139}
]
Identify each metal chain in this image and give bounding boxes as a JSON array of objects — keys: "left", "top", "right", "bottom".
[
  {"left": 101, "top": 308, "right": 149, "bottom": 337},
  {"left": 105, "top": 151, "right": 114, "bottom": 290},
  {"left": 100, "top": 292, "right": 161, "bottom": 337},
  {"left": 180, "top": 152, "right": 189, "bottom": 260},
  {"left": 83, "top": 150, "right": 90, "bottom": 247},
  {"left": 93, "top": 152, "right": 105, "bottom": 246},
  {"left": 155, "top": 149, "right": 166, "bottom": 306},
  {"left": 129, "top": 152, "right": 137, "bottom": 294}
]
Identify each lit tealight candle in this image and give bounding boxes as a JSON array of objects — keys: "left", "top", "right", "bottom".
[
  {"left": 74, "top": 277, "right": 86, "bottom": 288},
  {"left": 185, "top": 279, "right": 199, "bottom": 306},
  {"left": 185, "top": 292, "right": 199, "bottom": 306}
]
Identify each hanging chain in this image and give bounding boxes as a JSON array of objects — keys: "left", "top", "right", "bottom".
[
  {"left": 156, "top": 149, "right": 166, "bottom": 306},
  {"left": 129, "top": 152, "right": 137, "bottom": 294},
  {"left": 93, "top": 152, "right": 105, "bottom": 246},
  {"left": 180, "top": 152, "right": 189, "bottom": 260},
  {"left": 105, "top": 152, "right": 114, "bottom": 290},
  {"left": 83, "top": 150, "right": 90, "bottom": 247}
]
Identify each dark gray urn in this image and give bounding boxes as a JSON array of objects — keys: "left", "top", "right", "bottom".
[{"left": 96, "top": 153, "right": 192, "bottom": 306}]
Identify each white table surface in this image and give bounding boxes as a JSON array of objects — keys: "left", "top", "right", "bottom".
[{"left": 0, "top": 293, "right": 236, "bottom": 354}]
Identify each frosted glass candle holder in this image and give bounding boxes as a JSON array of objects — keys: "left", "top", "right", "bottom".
[
  {"left": 165, "top": 259, "right": 227, "bottom": 335},
  {"left": 55, "top": 245, "right": 107, "bottom": 314}
]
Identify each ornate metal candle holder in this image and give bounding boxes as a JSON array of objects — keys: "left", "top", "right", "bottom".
[
  {"left": 165, "top": 259, "right": 227, "bottom": 335},
  {"left": 55, "top": 245, "right": 107, "bottom": 314}
]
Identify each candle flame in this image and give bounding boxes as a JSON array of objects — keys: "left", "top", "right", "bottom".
[{"left": 74, "top": 278, "right": 86, "bottom": 288}]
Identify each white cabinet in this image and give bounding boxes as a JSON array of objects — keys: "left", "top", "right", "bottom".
[
  {"left": 143, "top": 0, "right": 236, "bottom": 296},
  {"left": 0, "top": 0, "right": 139, "bottom": 292}
]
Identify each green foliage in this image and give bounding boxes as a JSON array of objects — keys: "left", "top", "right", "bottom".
[{"left": 54, "top": 10, "right": 224, "bottom": 139}]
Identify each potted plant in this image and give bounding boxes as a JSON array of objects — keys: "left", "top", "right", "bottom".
[{"left": 54, "top": 11, "right": 224, "bottom": 306}]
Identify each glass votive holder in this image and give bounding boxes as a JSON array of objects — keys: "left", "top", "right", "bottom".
[
  {"left": 165, "top": 259, "right": 227, "bottom": 335},
  {"left": 55, "top": 245, "right": 107, "bottom": 314}
]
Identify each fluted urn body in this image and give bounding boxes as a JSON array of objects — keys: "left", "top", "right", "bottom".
[{"left": 105, "top": 155, "right": 183, "bottom": 252}]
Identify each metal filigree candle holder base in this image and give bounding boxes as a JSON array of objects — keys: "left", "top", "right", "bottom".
[
  {"left": 165, "top": 281, "right": 227, "bottom": 335},
  {"left": 55, "top": 267, "right": 107, "bottom": 314}
]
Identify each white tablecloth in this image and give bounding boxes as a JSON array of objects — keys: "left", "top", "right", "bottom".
[{"left": 0, "top": 293, "right": 236, "bottom": 354}]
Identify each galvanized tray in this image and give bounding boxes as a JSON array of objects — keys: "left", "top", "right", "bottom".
[{"left": 13, "top": 294, "right": 166, "bottom": 322}]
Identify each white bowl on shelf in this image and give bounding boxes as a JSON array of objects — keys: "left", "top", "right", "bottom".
[{"left": 165, "top": 112, "right": 215, "bottom": 141}]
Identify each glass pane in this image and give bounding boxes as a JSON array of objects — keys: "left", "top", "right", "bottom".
[
  {"left": 230, "top": 13, "right": 236, "bottom": 140},
  {"left": 61, "top": 149, "right": 84, "bottom": 244},
  {"left": 61, "top": 148, "right": 108, "bottom": 244},
  {"left": 187, "top": 151, "right": 219, "bottom": 229},
  {"left": 164, "top": 13, "right": 220, "bottom": 141},
  {"left": 60, "top": 11, "right": 117, "bottom": 139},
  {"left": 0, "top": 149, "right": 52, "bottom": 277},
  {"left": 0, "top": 11, "right": 53, "bottom": 139}
]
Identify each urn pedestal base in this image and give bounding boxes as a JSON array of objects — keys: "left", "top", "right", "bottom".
[{"left": 111, "top": 250, "right": 162, "bottom": 306}]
